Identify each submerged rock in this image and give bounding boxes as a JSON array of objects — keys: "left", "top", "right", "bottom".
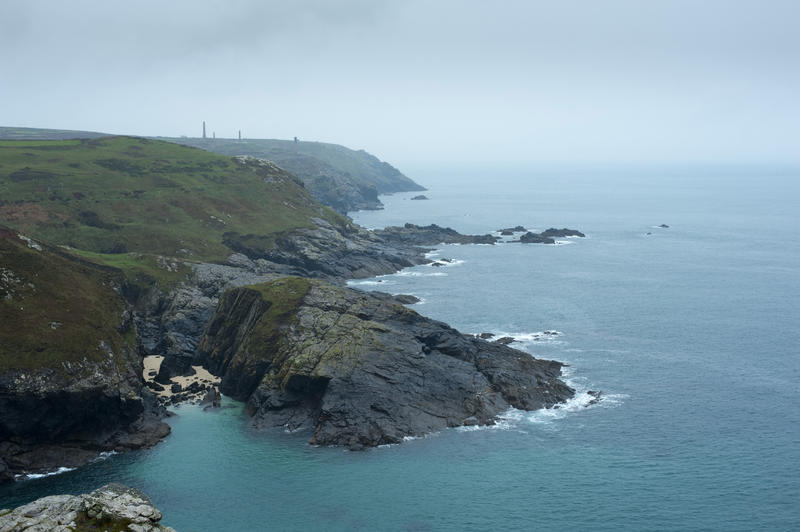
[
  {"left": 410, "top": 195, "right": 429, "bottom": 200},
  {"left": 196, "top": 277, "right": 574, "bottom": 449},
  {"left": 0, "top": 483, "right": 175, "bottom": 531}
]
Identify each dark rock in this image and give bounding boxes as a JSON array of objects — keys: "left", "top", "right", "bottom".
[
  {"left": 410, "top": 195, "right": 428, "bottom": 200},
  {"left": 540, "top": 228, "right": 585, "bottom": 238},
  {"left": 515, "top": 227, "right": 584, "bottom": 244},
  {"left": 391, "top": 294, "right": 421, "bottom": 305},
  {"left": 498, "top": 226, "right": 526, "bottom": 233},
  {"left": 518, "top": 232, "right": 556, "bottom": 244},
  {"left": 587, "top": 390, "right": 603, "bottom": 406},
  {"left": 374, "top": 223, "right": 499, "bottom": 246},
  {"left": 200, "top": 387, "right": 222, "bottom": 408},
  {"left": 196, "top": 277, "right": 573, "bottom": 448},
  {"left": 494, "top": 336, "right": 516, "bottom": 345},
  {"left": 478, "top": 332, "right": 495, "bottom": 339},
  {"left": 659, "top": 224, "right": 669, "bottom": 228},
  {"left": 170, "top": 383, "right": 182, "bottom": 394},
  {"left": 146, "top": 381, "right": 165, "bottom": 392}
]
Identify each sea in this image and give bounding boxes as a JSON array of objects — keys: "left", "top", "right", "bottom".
[{"left": 2, "top": 163, "right": 799, "bottom": 531}]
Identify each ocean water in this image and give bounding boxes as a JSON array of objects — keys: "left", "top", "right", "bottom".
[{"left": 2, "top": 164, "right": 799, "bottom": 531}]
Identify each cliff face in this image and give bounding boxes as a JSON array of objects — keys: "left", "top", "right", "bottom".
[
  {"left": 0, "top": 228, "right": 168, "bottom": 482},
  {"left": 196, "top": 278, "right": 574, "bottom": 449}
]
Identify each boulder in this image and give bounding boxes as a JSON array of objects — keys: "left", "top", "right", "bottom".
[{"left": 0, "top": 483, "right": 175, "bottom": 531}]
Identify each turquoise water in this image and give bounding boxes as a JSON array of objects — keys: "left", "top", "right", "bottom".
[{"left": 2, "top": 164, "right": 799, "bottom": 531}]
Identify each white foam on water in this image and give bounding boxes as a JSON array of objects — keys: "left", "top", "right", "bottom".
[
  {"left": 427, "top": 258, "right": 465, "bottom": 268},
  {"left": 424, "top": 250, "right": 441, "bottom": 259},
  {"left": 348, "top": 280, "right": 389, "bottom": 286},
  {"left": 92, "top": 451, "right": 118, "bottom": 462},
  {"left": 396, "top": 271, "right": 448, "bottom": 277},
  {"left": 553, "top": 240, "right": 573, "bottom": 246},
  {"left": 16, "top": 466, "right": 75, "bottom": 480},
  {"left": 487, "top": 330, "right": 565, "bottom": 345}
]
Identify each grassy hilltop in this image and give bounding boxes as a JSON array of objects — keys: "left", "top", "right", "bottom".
[
  {"left": 163, "top": 137, "right": 424, "bottom": 213},
  {"left": 0, "top": 128, "right": 424, "bottom": 214},
  {"left": 0, "top": 136, "right": 347, "bottom": 276}
]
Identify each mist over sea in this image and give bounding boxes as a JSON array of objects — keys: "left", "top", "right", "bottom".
[{"left": 2, "top": 164, "right": 798, "bottom": 531}]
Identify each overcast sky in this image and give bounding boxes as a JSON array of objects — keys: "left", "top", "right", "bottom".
[{"left": 2, "top": 0, "right": 798, "bottom": 166}]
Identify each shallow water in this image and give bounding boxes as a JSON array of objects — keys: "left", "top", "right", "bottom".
[{"left": 3, "top": 164, "right": 799, "bottom": 531}]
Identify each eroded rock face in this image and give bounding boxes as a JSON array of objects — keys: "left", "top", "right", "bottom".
[
  {"left": 0, "top": 483, "right": 175, "bottom": 531},
  {"left": 196, "top": 278, "right": 574, "bottom": 449}
]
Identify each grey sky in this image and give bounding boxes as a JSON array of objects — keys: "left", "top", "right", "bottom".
[{"left": 2, "top": 0, "right": 798, "bottom": 166}]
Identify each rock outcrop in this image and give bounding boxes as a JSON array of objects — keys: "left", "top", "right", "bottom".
[
  {"left": 0, "top": 483, "right": 175, "bottom": 531},
  {"left": 141, "top": 221, "right": 501, "bottom": 383},
  {"left": 517, "top": 227, "right": 585, "bottom": 244},
  {"left": 195, "top": 278, "right": 574, "bottom": 449},
  {"left": 540, "top": 228, "right": 586, "bottom": 238},
  {"left": 374, "top": 223, "right": 499, "bottom": 246}
]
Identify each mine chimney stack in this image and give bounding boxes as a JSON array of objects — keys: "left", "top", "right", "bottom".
[{"left": 202, "top": 121, "right": 206, "bottom": 139}]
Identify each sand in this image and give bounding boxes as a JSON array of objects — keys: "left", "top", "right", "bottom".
[{"left": 143, "top": 355, "right": 221, "bottom": 402}]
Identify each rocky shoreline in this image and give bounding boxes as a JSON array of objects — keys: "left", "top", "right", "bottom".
[
  {"left": 195, "top": 278, "right": 574, "bottom": 449},
  {"left": 0, "top": 220, "right": 588, "bottom": 480},
  {"left": 1, "top": 215, "right": 585, "bottom": 481}
]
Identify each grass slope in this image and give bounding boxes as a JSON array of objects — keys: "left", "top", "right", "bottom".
[
  {"left": 0, "top": 137, "right": 346, "bottom": 274},
  {"left": 0, "top": 227, "right": 132, "bottom": 373}
]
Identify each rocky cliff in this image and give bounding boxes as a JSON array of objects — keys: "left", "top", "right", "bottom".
[
  {"left": 0, "top": 483, "right": 175, "bottom": 531},
  {"left": 0, "top": 228, "right": 169, "bottom": 483},
  {"left": 195, "top": 278, "right": 574, "bottom": 449}
]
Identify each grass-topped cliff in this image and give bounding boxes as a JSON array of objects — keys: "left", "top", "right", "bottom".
[
  {"left": 0, "top": 227, "right": 170, "bottom": 480},
  {"left": 162, "top": 137, "right": 425, "bottom": 213},
  {"left": 0, "top": 136, "right": 349, "bottom": 282},
  {"left": 0, "top": 227, "right": 133, "bottom": 374},
  {"left": 0, "top": 127, "right": 425, "bottom": 214}
]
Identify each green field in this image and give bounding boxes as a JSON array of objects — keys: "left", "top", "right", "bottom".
[{"left": 0, "top": 136, "right": 347, "bottom": 277}]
